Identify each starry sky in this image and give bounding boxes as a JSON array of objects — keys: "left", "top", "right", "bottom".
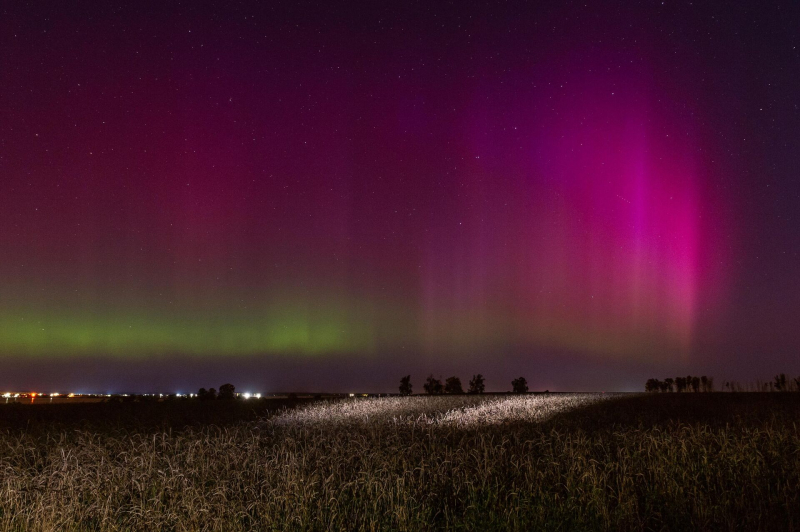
[{"left": 1, "top": 1, "right": 799, "bottom": 393}]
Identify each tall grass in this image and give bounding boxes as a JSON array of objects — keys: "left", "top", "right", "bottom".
[
  {"left": 267, "top": 393, "right": 614, "bottom": 427},
  {"left": 0, "top": 394, "right": 797, "bottom": 530}
]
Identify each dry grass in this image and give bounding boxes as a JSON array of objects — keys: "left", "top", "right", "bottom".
[
  {"left": 0, "top": 394, "right": 798, "bottom": 531},
  {"left": 267, "top": 393, "right": 613, "bottom": 427}
]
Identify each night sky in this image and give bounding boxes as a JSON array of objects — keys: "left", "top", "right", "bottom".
[{"left": 2, "top": 1, "right": 799, "bottom": 393}]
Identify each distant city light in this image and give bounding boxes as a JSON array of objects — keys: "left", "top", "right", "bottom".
[{"left": 0, "top": 390, "right": 268, "bottom": 400}]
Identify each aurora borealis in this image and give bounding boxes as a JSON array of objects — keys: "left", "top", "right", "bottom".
[{"left": 2, "top": 2, "right": 798, "bottom": 392}]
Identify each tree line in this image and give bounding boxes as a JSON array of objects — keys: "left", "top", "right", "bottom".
[
  {"left": 771, "top": 374, "right": 800, "bottom": 391},
  {"left": 197, "top": 383, "right": 236, "bottom": 400},
  {"left": 647, "top": 374, "right": 800, "bottom": 393},
  {"left": 721, "top": 374, "right": 800, "bottom": 392},
  {"left": 399, "top": 375, "right": 530, "bottom": 395},
  {"left": 645, "top": 376, "right": 714, "bottom": 392}
]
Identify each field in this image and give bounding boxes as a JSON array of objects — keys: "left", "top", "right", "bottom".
[{"left": 0, "top": 393, "right": 799, "bottom": 531}]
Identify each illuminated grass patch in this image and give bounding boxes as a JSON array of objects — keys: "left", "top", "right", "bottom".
[{"left": 268, "top": 393, "right": 615, "bottom": 427}]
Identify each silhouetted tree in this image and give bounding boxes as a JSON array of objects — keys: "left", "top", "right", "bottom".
[
  {"left": 775, "top": 374, "right": 787, "bottom": 392},
  {"left": 218, "top": 383, "right": 236, "bottom": 400},
  {"left": 198, "top": 387, "right": 217, "bottom": 400},
  {"left": 698, "top": 376, "right": 714, "bottom": 392},
  {"left": 511, "top": 377, "right": 528, "bottom": 394},
  {"left": 399, "top": 375, "right": 413, "bottom": 396},
  {"left": 468, "top": 374, "right": 486, "bottom": 394},
  {"left": 653, "top": 376, "right": 715, "bottom": 392},
  {"left": 423, "top": 375, "right": 444, "bottom": 395},
  {"left": 445, "top": 376, "right": 464, "bottom": 394}
]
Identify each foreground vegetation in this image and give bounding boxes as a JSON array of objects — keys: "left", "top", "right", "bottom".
[{"left": 0, "top": 393, "right": 798, "bottom": 531}]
